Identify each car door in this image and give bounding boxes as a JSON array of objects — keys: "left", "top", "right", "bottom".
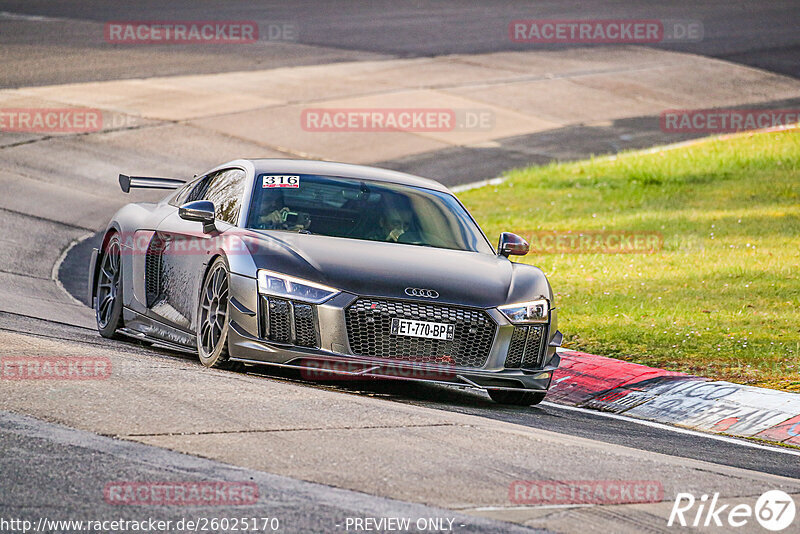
[{"left": 149, "top": 168, "right": 246, "bottom": 331}]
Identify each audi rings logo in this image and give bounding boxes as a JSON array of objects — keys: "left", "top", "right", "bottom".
[{"left": 405, "top": 287, "right": 439, "bottom": 299}]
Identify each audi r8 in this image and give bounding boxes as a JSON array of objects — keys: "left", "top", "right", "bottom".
[{"left": 89, "top": 159, "right": 561, "bottom": 405}]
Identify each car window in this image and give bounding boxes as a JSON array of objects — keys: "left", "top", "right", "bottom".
[
  {"left": 168, "top": 175, "right": 201, "bottom": 206},
  {"left": 185, "top": 172, "right": 216, "bottom": 203},
  {"left": 169, "top": 172, "right": 214, "bottom": 206},
  {"left": 246, "top": 173, "right": 493, "bottom": 254},
  {"left": 203, "top": 169, "right": 246, "bottom": 225}
]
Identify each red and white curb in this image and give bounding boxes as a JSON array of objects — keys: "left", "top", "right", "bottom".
[{"left": 548, "top": 349, "right": 800, "bottom": 447}]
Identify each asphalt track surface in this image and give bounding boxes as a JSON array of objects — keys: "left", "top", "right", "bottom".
[
  {"left": 1, "top": 410, "right": 538, "bottom": 534},
  {"left": 1, "top": 0, "right": 798, "bottom": 87},
  {"left": 1, "top": 2, "right": 800, "bottom": 533}
]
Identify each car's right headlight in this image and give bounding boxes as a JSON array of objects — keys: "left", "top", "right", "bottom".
[
  {"left": 498, "top": 298, "right": 549, "bottom": 324},
  {"left": 257, "top": 269, "right": 340, "bottom": 304}
]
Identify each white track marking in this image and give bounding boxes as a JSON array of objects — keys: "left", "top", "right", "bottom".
[
  {"left": 0, "top": 11, "right": 68, "bottom": 22},
  {"left": 51, "top": 232, "right": 94, "bottom": 308},
  {"left": 451, "top": 177, "right": 505, "bottom": 193}
]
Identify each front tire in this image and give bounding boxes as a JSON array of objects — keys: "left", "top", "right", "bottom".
[
  {"left": 95, "top": 234, "right": 124, "bottom": 339},
  {"left": 488, "top": 389, "right": 546, "bottom": 406},
  {"left": 196, "top": 258, "right": 240, "bottom": 370}
]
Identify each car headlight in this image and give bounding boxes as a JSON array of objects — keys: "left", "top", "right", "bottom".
[
  {"left": 257, "top": 269, "right": 340, "bottom": 304},
  {"left": 498, "top": 298, "right": 549, "bottom": 324}
]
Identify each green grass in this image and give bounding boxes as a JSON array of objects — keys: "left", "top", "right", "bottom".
[{"left": 459, "top": 129, "right": 800, "bottom": 391}]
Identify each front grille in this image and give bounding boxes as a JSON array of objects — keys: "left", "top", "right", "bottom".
[
  {"left": 261, "top": 297, "right": 318, "bottom": 348},
  {"left": 345, "top": 298, "right": 496, "bottom": 368},
  {"left": 504, "top": 325, "right": 546, "bottom": 369}
]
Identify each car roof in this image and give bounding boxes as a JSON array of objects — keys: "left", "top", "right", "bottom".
[{"left": 236, "top": 159, "right": 451, "bottom": 193}]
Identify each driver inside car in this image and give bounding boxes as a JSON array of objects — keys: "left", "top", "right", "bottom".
[
  {"left": 376, "top": 207, "right": 413, "bottom": 242},
  {"left": 254, "top": 193, "right": 311, "bottom": 231}
]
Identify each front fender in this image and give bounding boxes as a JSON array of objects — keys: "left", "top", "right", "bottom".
[{"left": 87, "top": 221, "right": 123, "bottom": 310}]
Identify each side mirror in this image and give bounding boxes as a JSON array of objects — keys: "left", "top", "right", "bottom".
[
  {"left": 498, "top": 232, "right": 529, "bottom": 257},
  {"left": 179, "top": 200, "right": 216, "bottom": 232}
]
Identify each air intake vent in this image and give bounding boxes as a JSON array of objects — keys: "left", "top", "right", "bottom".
[
  {"left": 504, "top": 325, "right": 546, "bottom": 369},
  {"left": 144, "top": 234, "right": 165, "bottom": 307},
  {"left": 292, "top": 303, "right": 317, "bottom": 347},
  {"left": 260, "top": 297, "right": 318, "bottom": 348}
]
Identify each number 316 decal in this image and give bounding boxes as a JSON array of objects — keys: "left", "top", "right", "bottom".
[{"left": 262, "top": 175, "right": 300, "bottom": 188}]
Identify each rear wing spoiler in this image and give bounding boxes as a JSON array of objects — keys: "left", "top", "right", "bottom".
[{"left": 119, "top": 174, "right": 186, "bottom": 193}]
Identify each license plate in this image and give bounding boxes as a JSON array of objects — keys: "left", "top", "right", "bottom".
[{"left": 391, "top": 318, "right": 454, "bottom": 341}]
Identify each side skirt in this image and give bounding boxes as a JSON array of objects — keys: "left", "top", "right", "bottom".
[{"left": 119, "top": 307, "right": 196, "bottom": 352}]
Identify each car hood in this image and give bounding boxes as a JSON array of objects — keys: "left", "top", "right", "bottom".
[{"left": 238, "top": 231, "right": 551, "bottom": 308}]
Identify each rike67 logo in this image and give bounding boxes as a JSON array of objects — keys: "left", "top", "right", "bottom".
[{"left": 669, "top": 490, "right": 796, "bottom": 531}]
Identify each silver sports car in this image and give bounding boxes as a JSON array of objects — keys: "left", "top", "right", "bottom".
[{"left": 89, "top": 159, "right": 561, "bottom": 405}]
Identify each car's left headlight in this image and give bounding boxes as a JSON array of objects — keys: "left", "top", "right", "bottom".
[
  {"left": 498, "top": 298, "right": 549, "bottom": 324},
  {"left": 257, "top": 269, "right": 340, "bottom": 304}
]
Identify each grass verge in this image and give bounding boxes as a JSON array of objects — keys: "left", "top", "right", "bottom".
[{"left": 459, "top": 128, "right": 800, "bottom": 391}]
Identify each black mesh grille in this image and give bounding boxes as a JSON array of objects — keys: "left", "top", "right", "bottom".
[
  {"left": 523, "top": 326, "right": 545, "bottom": 368},
  {"left": 504, "top": 325, "right": 546, "bottom": 369},
  {"left": 345, "top": 298, "right": 496, "bottom": 368},
  {"left": 267, "top": 298, "right": 291, "bottom": 343},
  {"left": 261, "top": 297, "right": 318, "bottom": 348},
  {"left": 144, "top": 235, "right": 164, "bottom": 306},
  {"left": 293, "top": 303, "right": 317, "bottom": 347},
  {"left": 505, "top": 327, "right": 528, "bottom": 368}
]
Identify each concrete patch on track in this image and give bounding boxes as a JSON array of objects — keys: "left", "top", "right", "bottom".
[
  {"left": 8, "top": 47, "right": 800, "bottom": 167},
  {"left": 550, "top": 350, "right": 800, "bottom": 447},
  {"left": 1, "top": 411, "right": 536, "bottom": 534}
]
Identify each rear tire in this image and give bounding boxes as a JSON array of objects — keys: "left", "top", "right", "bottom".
[
  {"left": 196, "top": 257, "right": 241, "bottom": 371},
  {"left": 95, "top": 234, "right": 124, "bottom": 339},
  {"left": 488, "top": 389, "right": 546, "bottom": 406}
]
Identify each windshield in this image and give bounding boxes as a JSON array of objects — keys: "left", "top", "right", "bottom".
[{"left": 246, "top": 174, "right": 493, "bottom": 253}]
